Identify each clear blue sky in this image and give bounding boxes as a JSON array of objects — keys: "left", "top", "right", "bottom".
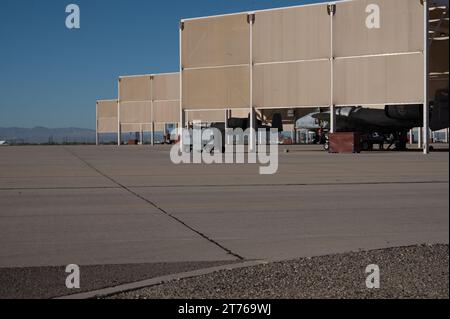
[{"left": 0, "top": 0, "right": 321, "bottom": 129}]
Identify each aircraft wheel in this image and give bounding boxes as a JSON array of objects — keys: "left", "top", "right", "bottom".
[{"left": 361, "top": 141, "right": 371, "bottom": 151}]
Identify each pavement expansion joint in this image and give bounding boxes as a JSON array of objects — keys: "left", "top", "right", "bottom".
[{"left": 62, "top": 147, "right": 245, "bottom": 261}]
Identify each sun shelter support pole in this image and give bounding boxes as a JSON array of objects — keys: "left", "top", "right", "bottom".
[
  {"left": 329, "top": 3, "right": 336, "bottom": 134},
  {"left": 423, "top": 0, "right": 430, "bottom": 154}
]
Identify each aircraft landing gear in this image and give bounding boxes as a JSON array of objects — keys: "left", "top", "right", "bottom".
[{"left": 361, "top": 140, "right": 372, "bottom": 152}]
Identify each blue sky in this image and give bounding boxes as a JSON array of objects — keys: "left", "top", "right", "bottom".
[{"left": 0, "top": 0, "right": 321, "bottom": 129}]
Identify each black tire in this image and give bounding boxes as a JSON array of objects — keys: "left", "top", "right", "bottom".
[
  {"left": 361, "top": 141, "right": 370, "bottom": 151},
  {"left": 272, "top": 113, "right": 284, "bottom": 132},
  {"left": 228, "top": 118, "right": 248, "bottom": 130}
]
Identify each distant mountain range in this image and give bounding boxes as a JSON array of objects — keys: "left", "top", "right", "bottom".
[
  {"left": 0, "top": 127, "right": 96, "bottom": 144},
  {"left": 0, "top": 127, "right": 167, "bottom": 145}
]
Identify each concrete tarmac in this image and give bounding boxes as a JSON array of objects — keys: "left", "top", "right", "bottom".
[{"left": 0, "top": 145, "right": 448, "bottom": 297}]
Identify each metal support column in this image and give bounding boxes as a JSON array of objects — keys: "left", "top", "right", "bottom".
[
  {"left": 423, "top": 0, "right": 430, "bottom": 154},
  {"left": 224, "top": 110, "right": 229, "bottom": 129},
  {"left": 151, "top": 122, "right": 154, "bottom": 146},
  {"left": 95, "top": 102, "right": 99, "bottom": 146},
  {"left": 179, "top": 23, "right": 184, "bottom": 150},
  {"left": 329, "top": 4, "right": 336, "bottom": 134},
  {"left": 150, "top": 95, "right": 154, "bottom": 146},
  {"left": 249, "top": 107, "right": 257, "bottom": 151},
  {"left": 248, "top": 13, "right": 256, "bottom": 152},
  {"left": 418, "top": 127, "right": 423, "bottom": 149},
  {"left": 117, "top": 80, "right": 122, "bottom": 146}
]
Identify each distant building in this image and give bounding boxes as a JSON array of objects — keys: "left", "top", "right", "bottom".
[{"left": 0, "top": 141, "right": 9, "bottom": 146}]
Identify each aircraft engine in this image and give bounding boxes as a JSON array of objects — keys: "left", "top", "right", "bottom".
[{"left": 385, "top": 105, "right": 422, "bottom": 121}]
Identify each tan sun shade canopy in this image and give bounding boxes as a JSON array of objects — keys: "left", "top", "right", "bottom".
[
  {"left": 253, "top": 4, "right": 331, "bottom": 108},
  {"left": 153, "top": 73, "right": 180, "bottom": 101},
  {"left": 182, "top": 14, "right": 250, "bottom": 110},
  {"left": 186, "top": 110, "right": 227, "bottom": 123},
  {"left": 334, "top": 54, "right": 424, "bottom": 105},
  {"left": 152, "top": 73, "right": 180, "bottom": 123},
  {"left": 97, "top": 100, "right": 118, "bottom": 133},
  {"left": 182, "top": 14, "right": 250, "bottom": 68},
  {"left": 119, "top": 76, "right": 152, "bottom": 101},
  {"left": 253, "top": 5, "right": 331, "bottom": 63},
  {"left": 119, "top": 75, "right": 152, "bottom": 133},
  {"left": 119, "top": 101, "right": 152, "bottom": 125},
  {"left": 182, "top": 66, "right": 250, "bottom": 109},
  {"left": 334, "top": 0, "right": 425, "bottom": 105},
  {"left": 253, "top": 60, "right": 331, "bottom": 108},
  {"left": 153, "top": 101, "right": 180, "bottom": 123},
  {"left": 185, "top": 109, "right": 250, "bottom": 123},
  {"left": 181, "top": 0, "right": 447, "bottom": 111},
  {"left": 333, "top": 0, "right": 423, "bottom": 57},
  {"left": 121, "top": 123, "right": 142, "bottom": 133},
  {"left": 119, "top": 73, "right": 180, "bottom": 132}
]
